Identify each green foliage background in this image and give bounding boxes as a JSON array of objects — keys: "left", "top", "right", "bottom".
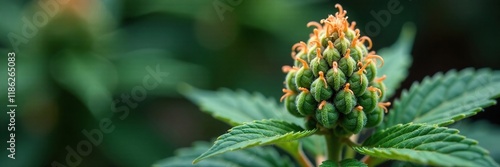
[{"left": 0, "top": 0, "right": 499, "bottom": 166}]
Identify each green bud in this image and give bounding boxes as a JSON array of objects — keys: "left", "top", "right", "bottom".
[
  {"left": 340, "top": 106, "right": 367, "bottom": 134},
  {"left": 310, "top": 48, "right": 330, "bottom": 77},
  {"left": 315, "top": 101, "right": 339, "bottom": 128},
  {"left": 326, "top": 62, "right": 347, "bottom": 91},
  {"left": 296, "top": 87, "right": 317, "bottom": 116},
  {"left": 370, "top": 75, "right": 387, "bottom": 101},
  {"left": 358, "top": 86, "right": 381, "bottom": 113},
  {"left": 295, "top": 58, "right": 314, "bottom": 89},
  {"left": 339, "top": 49, "right": 356, "bottom": 77},
  {"left": 281, "top": 90, "right": 303, "bottom": 117},
  {"left": 348, "top": 29, "right": 363, "bottom": 62},
  {"left": 311, "top": 72, "right": 333, "bottom": 102},
  {"left": 344, "top": 28, "right": 356, "bottom": 41},
  {"left": 365, "top": 60, "right": 377, "bottom": 82},
  {"left": 323, "top": 41, "right": 341, "bottom": 67},
  {"left": 334, "top": 32, "right": 350, "bottom": 54},
  {"left": 348, "top": 61, "right": 370, "bottom": 96},
  {"left": 283, "top": 66, "right": 299, "bottom": 92},
  {"left": 350, "top": 46, "right": 364, "bottom": 62},
  {"left": 334, "top": 83, "right": 357, "bottom": 114},
  {"left": 307, "top": 42, "right": 321, "bottom": 62},
  {"left": 365, "top": 104, "right": 384, "bottom": 128},
  {"left": 291, "top": 41, "right": 308, "bottom": 67},
  {"left": 305, "top": 116, "right": 318, "bottom": 130}
]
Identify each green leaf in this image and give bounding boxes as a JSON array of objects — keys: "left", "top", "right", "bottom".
[
  {"left": 381, "top": 68, "right": 500, "bottom": 130},
  {"left": 354, "top": 123, "right": 499, "bottom": 167},
  {"left": 181, "top": 86, "right": 303, "bottom": 126},
  {"left": 377, "top": 23, "right": 416, "bottom": 99},
  {"left": 319, "top": 159, "right": 368, "bottom": 167},
  {"left": 154, "top": 141, "right": 293, "bottom": 167},
  {"left": 193, "top": 119, "right": 316, "bottom": 164},
  {"left": 452, "top": 121, "right": 500, "bottom": 162}
]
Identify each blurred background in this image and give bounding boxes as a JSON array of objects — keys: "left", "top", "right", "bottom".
[{"left": 0, "top": 0, "right": 499, "bottom": 166}]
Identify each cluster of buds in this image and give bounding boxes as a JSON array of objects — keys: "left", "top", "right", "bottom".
[{"left": 280, "top": 4, "right": 391, "bottom": 136}]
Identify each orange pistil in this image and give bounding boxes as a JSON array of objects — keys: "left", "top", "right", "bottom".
[
  {"left": 351, "top": 29, "right": 361, "bottom": 47},
  {"left": 328, "top": 41, "right": 334, "bottom": 49},
  {"left": 297, "top": 57, "right": 310, "bottom": 69},
  {"left": 359, "top": 36, "right": 373, "bottom": 50},
  {"left": 307, "top": 21, "right": 323, "bottom": 31},
  {"left": 337, "top": 27, "right": 345, "bottom": 39},
  {"left": 357, "top": 59, "right": 372, "bottom": 75},
  {"left": 313, "top": 29, "right": 320, "bottom": 43},
  {"left": 355, "top": 106, "right": 363, "bottom": 112},
  {"left": 291, "top": 41, "right": 308, "bottom": 59},
  {"left": 378, "top": 102, "right": 391, "bottom": 113},
  {"left": 322, "top": 19, "right": 338, "bottom": 36},
  {"left": 335, "top": 4, "right": 346, "bottom": 18},
  {"left": 332, "top": 62, "right": 339, "bottom": 73},
  {"left": 375, "top": 75, "right": 387, "bottom": 83},
  {"left": 319, "top": 71, "right": 327, "bottom": 88},
  {"left": 282, "top": 65, "right": 298, "bottom": 73},
  {"left": 368, "top": 86, "right": 382, "bottom": 98},
  {"left": 357, "top": 59, "right": 372, "bottom": 84},
  {"left": 316, "top": 48, "right": 323, "bottom": 62},
  {"left": 282, "top": 65, "right": 292, "bottom": 73},
  {"left": 344, "top": 83, "right": 354, "bottom": 95},
  {"left": 319, "top": 100, "right": 327, "bottom": 110},
  {"left": 341, "top": 17, "right": 349, "bottom": 32},
  {"left": 280, "top": 88, "right": 295, "bottom": 102},
  {"left": 350, "top": 21, "right": 357, "bottom": 30},
  {"left": 309, "top": 40, "right": 321, "bottom": 48},
  {"left": 365, "top": 51, "right": 384, "bottom": 67},
  {"left": 298, "top": 87, "right": 310, "bottom": 93},
  {"left": 344, "top": 49, "right": 351, "bottom": 58}
]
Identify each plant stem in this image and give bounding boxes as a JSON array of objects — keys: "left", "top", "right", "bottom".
[
  {"left": 325, "top": 134, "right": 343, "bottom": 162},
  {"left": 296, "top": 147, "right": 314, "bottom": 167},
  {"left": 344, "top": 134, "right": 358, "bottom": 159}
]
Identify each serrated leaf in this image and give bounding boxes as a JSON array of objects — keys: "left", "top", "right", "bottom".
[
  {"left": 193, "top": 119, "right": 316, "bottom": 164},
  {"left": 354, "top": 123, "right": 499, "bottom": 167},
  {"left": 377, "top": 23, "right": 415, "bottom": 99},
  {"left": 181, "top": 86, "right": 303, "bottom": 126},
  {"left": 319, "top": 159, "right": 368, "bottom": 167},
  {"left": 381, "top": 68, "right": 500, "bottom": 130},
  {"left": 452, "top": 121, "right": 500, "bottom": 162},
  {"left": 154, "top": 141, "right": 293, "bottom": 167}
]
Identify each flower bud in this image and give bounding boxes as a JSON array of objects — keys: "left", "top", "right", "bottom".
[
  {"left": 339, "top": 49, "right": 356, "bottom": 77},
  {"left": 282, "top": 66, "right": 299, "bottom": 92},
  {"left": 334, "top": 30, "right": 350, "bottom": 55},
  {"left": 296, "top": 87, "right": 317, "bottom": 116},
  {"left": 315, "top": 101, "right": 339, "bottom": 128},
  {"left": 348, "top": 60, "right": 370, "bottom": 96},
  {"left": 280, "top": 3, "right": 389, "bottom": 132},
  {"left": 281, "top": 89, "right": 303, "bottom": 117},
  {"left": 371, "top": 75, "right": 387, "bottom": 101},
  {"left": 295, "top": 58, "right": 314, "bottom": 88},
  {"left": 323, "top": 41, "right": 341, "bottom": 67},
  {"left": 311, "top": 48, "right": 330, "bottom": 77},
  {"left": 358, "top": 86, "right": 381, "bottom": 113},
  {"left": 311, "top": 72, "right": 333, "bottom": 102},
  {"left": 326, "top": 62, "right": 347, "bottom": 91},
  {"left": 334, "top": 83, "right": 357, "bottom": 114},
  {"left": 340, "top": 106, "right": 367, "bottom": 134},
  {"left": 365, "top": 102, "right": 390, "bottom": 128}
]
